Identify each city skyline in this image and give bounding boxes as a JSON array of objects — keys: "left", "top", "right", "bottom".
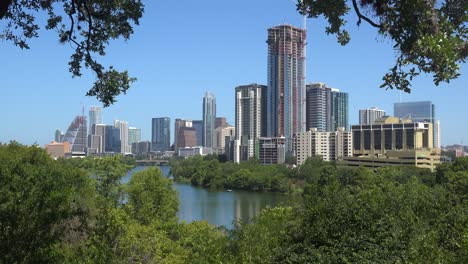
[{"left": 1, "top": 0, "right": 467, "bottom": 146}]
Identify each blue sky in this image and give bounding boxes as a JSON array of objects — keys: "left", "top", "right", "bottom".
[{"left": 1, "top": 0, "right": 467, "bottom": 146}]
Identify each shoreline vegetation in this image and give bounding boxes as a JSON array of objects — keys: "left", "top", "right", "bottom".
[{"left": 1, "top": 142, "right": 467, "bottom": 263}]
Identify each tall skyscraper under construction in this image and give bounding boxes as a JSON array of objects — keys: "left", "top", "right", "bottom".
[{"left": 266, "top": 24, "right": 306, "bottom": 151}]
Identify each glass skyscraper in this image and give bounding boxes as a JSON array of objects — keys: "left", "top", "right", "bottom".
[
  {"left": 203, "top": 92, "right": 216, "bottom": 148},
  {"left": 152, "top": 117, "right": 171, "bottom": 152},
  {"left": 267, "top": 24, "right": 306, "bottom": 151},
  {"left": 306, "top": 83, "right": 349, "bottom": 132},
  {"left": 63, "top": 116, "right": 87, "bottom": 153},
  {"left": 394, "top": 101, "right": 436, "bottom": 147},
  {"left": 89, "top": 106, "right": 103, "bottom": 134}
]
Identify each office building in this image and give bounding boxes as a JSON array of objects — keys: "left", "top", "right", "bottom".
[
  {"left": 128, "top": 127, "right": 141, "bottom": 146},
  {"left": 434, "top": 120, "right": 441, "bottom": 149},
  {"left": 394, "top": 101, "right": 436, "bottom": 146},
  {"left": 54, "top": 129, "right": 64, "bottom": 143},
  {"left": 114, "top": 120, "right": 130, "bottom": 154},
  {"left": 132, "top": 141, "right": 151, "bottom": 157},
  {"left": 192, "top": 120, "right": 203, "bottom": 146},
  {"left": 89, "top": 106, "right": 103, "bottom": 134},
  {"left": 104, "top": 125, "right": 121, "bottom": 153},
  {"left": 203, "top": 92, "right": 216, "bottom": 148},
  {"left": 178, "top": 146, "right": 213, "bottom": 158},
  {"left": 62, "top": 116, "right": 87, "bottom": 153},
  {"left": 152, "top": 117, "right": 171, "bottom": 152},
  {"left": 294, "top": 128, "right": 352, "bottom": 165},
  {"left": 216, "top": 125, "right": 235, "bottom": 154},
  {"left": 267, "top": 25, "right": 306, "bottom": 151},
  {"left": 340, "top": 116, "right": 440, "bottom": 171},
  {"left": 306, "top": 83, "right": 349, "bottom": 132},
  {"left": 234, "top": 84, "right": 267, "bottom": 162},
  {"left": 257, "top": 137, "right": 286, "bottom": 164},
  {"left": 359, "top": 107, "right": 386, "bottom": 125},
  {"left": 87, "top": 123, "right": 106, "bottom": 154},
  {"left": 45, "top": 141, "right": 70, "bottom": 159},
  {"left": 215, "top": 117, "right": 228, "bottom": 129},
  {"left": 175, "top": 119, "right": 198, "bottom": 151}
]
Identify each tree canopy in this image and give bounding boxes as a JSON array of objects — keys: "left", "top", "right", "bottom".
[
  {"left": 298, "top": 0, "right": 467, "bottom": 92},
  {"left": 0, "top": 0, "right": 144, "bottom": 106}
]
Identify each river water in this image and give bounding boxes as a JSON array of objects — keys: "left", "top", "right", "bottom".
[{"left": 122, "top": 165, "right": 293, "bottom": 228}]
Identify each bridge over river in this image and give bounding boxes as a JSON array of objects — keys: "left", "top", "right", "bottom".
[{"left": 135, "top": 159, "right": 170, "bottom": 166}]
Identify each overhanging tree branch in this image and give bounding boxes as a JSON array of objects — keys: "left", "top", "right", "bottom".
[
  {"left": 0, "top": 0, "right": 12, "bottom": 19},
  {"left": 351, "top": 0, "right": 382, "bottom": 28}
]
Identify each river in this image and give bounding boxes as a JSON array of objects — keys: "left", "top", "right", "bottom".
[{"left": 122, "top": 165, "right": 293, "bottom": 229}]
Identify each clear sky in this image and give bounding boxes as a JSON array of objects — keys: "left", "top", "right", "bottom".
[{"left": 1, "top": 0, "right": 467, "bottom": 146}]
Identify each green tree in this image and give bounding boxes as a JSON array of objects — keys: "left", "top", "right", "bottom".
[
  {"left": 126, "top": 167, "right": 179, "bottom": 225},
  {"left": 298, "top": 0, "right": 467, "bottom": 92},
  {"left": 0, "top": 143, "right": 95, "bottom": 263},
  {"left": 0, "top": 0, "right": 144, "bottom": 106}
]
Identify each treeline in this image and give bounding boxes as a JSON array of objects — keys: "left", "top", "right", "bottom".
[
  {"left": 1, "top": 142, "right": 467, "bottom": 263},
  {"left": 170, "top": 155, "right": 292, "bottom": 192}
]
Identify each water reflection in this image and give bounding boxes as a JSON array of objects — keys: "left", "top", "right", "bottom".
[{"left": 123, "top": 166, "right": 292, "bottom": 228}]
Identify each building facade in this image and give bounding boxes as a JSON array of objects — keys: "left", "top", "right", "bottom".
[
  {"left": 128, "top": 127, "right": 141, "bottom": 146},
  {"left": 192, "top": 120, "right": 203, "bottom": 147},
  {"left": 216, "top": 125, "right": 235, "bottom": 155},
  {"left": 234, "top": 84, "right": 267, "bottom": 162},
  {"left": 267, "top": 25, "right": 306, "bottom": 152},
  {"left": 294, "top": 128, "right": 352, "bottom": 165},
  {"left": 132, "top": 141, "right": 151, "bottom": 157},
  {"left": 175, "top": 119, "right": 198, "bottom": 151},
  {"left": 203, "top": 92, "right": 216, "bottom": 148},
  {"left": 305, "top": 83, "right": 348, "bottom": 132},
  {"left": 89, "top": 106, "right": 103, "bottom": 134},
  {"left": 45, "top": 141, "right": 70, "bottom": 159},
  {"left": 152, "top": 117, "right": 171, "bottom": 152},
  {"left": 104, "top": 125, "right": 121, "bottom": 153},
  {"left": 114, "top": 120, "right": 131, "bottom": 154},
  {"left": 359, "top": 107, "right": 386, "bottom": 125},
  {"left": 55, "top": 129, "right": 64, "bottom": 143},
  {"left": 434, "top": 120, "right": 441, "bottom": 149},
  {"left": 257, "top": 137, "right": 286, "bottom": 164},
  {"left": 62, "top": 116, "right": 87, "bottom": 153},
  {"left": 340, "top": 116, "right": 440, "bottom": 171},
  {"left": 394, "top": 101, "right": 436, "bottom": 146}
]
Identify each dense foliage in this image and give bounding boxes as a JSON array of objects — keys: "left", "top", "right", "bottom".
[
  {"left": 1, "top": 143, "right": 466, "bottom": 263},
  {"left": 298, "top": 0, "right": 467, "bottom": 92},
  {"left": 170, "top": 156, "right": 292, "bottom": 193}
]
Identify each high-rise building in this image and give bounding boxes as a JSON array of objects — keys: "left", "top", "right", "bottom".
[
  {"left": 434, "top": 120, "right": 441, "bottom": 149},
  {"left": 128, "top": 127, "right": 141, "bottom": 146},
  {"left": 294, "top": 128, "right": 352, "bottom": 165},
  {"left": 192, "top": 120, "right": 203, "bottom": 146},
  {"left": 257, "top": 137, "right": 286, "bottom": 164},
  {"left": 45, "top": 141, "right": 70, "bottom": 159},
  {"left": 62, "top": 116, "right": 87, "bottom": 153},
  {"left": 203, "top": 92, "right": 216, "bottom": 148},
  {"left": 215, "top": 117, "right": 228, "bottom": 129},
  {"left": 394, "top": 101, "right": 436, "bottom": 147},
  {"left": 132, "top": 141, "right": 151, "bottom": 157},
  {"left": 54, "top": 129, "right": 64, "bottom": 143},
  {"left": 216, "top": 125, "right": 235, "bottom": 154},
  {"left": 114, "top": 120, "right": 130, "bottom": 154},
  {"left": 305, "top": 83, "right": 349, "bottom": 132},
  {"left": 340, "top": 116, "right": 440, "bottom": 171},
  {"left": 89, "top": 106, "right": 103, "bottom": 134},
  {"left": 175, "top": 119, "right": 198, "bottom": 150},
  {"left": 152, "top": 117, "right": 171, "bottom": 152},
  {"left": 234, "top": 84, "right": 267, "bottom": 162},
  {"left": 267, "top": 25, "right": 306, "bottom": 151},
  {"left": 105, "top": 125, "right": 121, "bottom": 153},
  {"left": 359, "top": 107, "right": 386, "bottom": 125}
]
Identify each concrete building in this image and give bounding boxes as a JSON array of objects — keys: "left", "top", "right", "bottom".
[
  {"left": 131, "top": 141, "right": 151, "bottom": 157},
  {"left": 114, "top": 120, "right": 131, "bottom": 154},
  {"left": 216, "top": 125, "right": 235, "bottom": 154},
  {"left": 215, "top": 117, "right": 228, "bottom": 129},
  {"left": 257, "top": 137, "right": 286, "bottom": 164},
  {"left": 178, "top": 146, "right": 213, "bottom": 158},
  {"left": 203, "top": 92, "right": 216, "bottom": 148},
  {"left": 45, "top": 141, "right": 70, "bottom": 159},
  {"left": 294, "top": 127, "right": 352, "bottom": 165},
  {"left": 63, "top": 116, "right": 87, "bottom": 153},
  {"left": 339, "top": 116, "right": 440, "bottom": 171},
  {"left": 267, "top": 25, "right": 306, "bottom": 152},
  {"left": 434, "top": 120, "right": 441, "bottom": 149},
  {"left": 174, "top": 119, "right": 197, "bottom": 151},
  {"left": 306, "top": 83, "right": 349, "bottom": 132},
  {"left": 89, "top": 106, "right": 103, "bottom": 134},
  {"left": 87, "top": 124, "right": 106, "bottom": 154},
  {"left": 234, "top": 84, "right": 267, "bottom": 162},
  {"left": 359, "top": 107, "right": 386, "bottom": 125},
  {"left": 152, "top": 117, "right": 171, "bottom": 152}
]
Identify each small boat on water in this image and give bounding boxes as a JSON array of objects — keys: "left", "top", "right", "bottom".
[{"left": 227, "top": 189, "right": 232, "bottom": 192}]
